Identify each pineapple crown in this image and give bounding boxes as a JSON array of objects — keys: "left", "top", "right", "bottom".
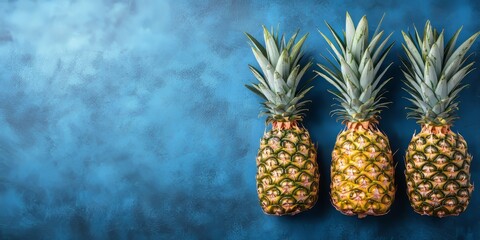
[
  {"left": 317, "top": 13, "right": 394, "bottom": 123},
  {"left": 245, "top": 26, "right": 313, "bottom": 124},
  {"left": 402, "top": 21, "right": 479, "bottom": 126}
]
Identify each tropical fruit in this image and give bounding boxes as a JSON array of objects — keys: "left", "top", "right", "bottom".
[
  {"left": 401, "top": 21, "right": 478, "bottom": 217},
  {"left": 245, "top": 26, "right": 320, "bottom": 215},
  {"left": 317, "top": 13, "right": 396, "bottom": 218}
]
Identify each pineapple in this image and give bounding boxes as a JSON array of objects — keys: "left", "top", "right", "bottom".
[
  {"left": 316, "top": 13, "right": 396, "bottom": 218},
  {"left": 245, "top": 26, "right": 319, "bottom": 215},
  {"left": 401, "top": 21, "right": 478, "bottom": 217}
]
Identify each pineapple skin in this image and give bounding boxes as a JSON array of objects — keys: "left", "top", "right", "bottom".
[
  {"left": 256, "top": 125, "right": 319, "bottom": 215},
  {"left": 330, "top": 126, "right": 395, "bottom": 218},
  {"left": 405, "top": 127, "right": 473, "bottom": 217}
]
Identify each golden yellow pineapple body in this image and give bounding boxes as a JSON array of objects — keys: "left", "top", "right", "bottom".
[
  {"left": 331, "top": 122, "right": 395, "bottom": 218},
  {"left": 405, "top": 125, "right": 473, "bottom": 217},
  {"left": 256, "top": 121, "right": 319, "bottom": 215}
]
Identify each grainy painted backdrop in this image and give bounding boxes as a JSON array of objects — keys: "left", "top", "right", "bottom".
[{"left": 1, "top": 0, "right": 480, "bottom": 239}]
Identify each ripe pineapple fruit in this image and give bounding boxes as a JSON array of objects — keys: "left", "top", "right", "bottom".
[
  {"left": 316, "top": 13, "right": 396, "bottom": 218},
  {"left": 245, "top": 26, "right": 319, "bottom": 215},
  {"left": 401, "top": 21, "right": 478, "bottom": 217}
]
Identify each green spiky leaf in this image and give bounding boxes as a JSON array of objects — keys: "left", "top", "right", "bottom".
[
  {"left": 401, "top": 21, "right": 479, "bottom": 125},
  {"left": 317, "top": 13, "right": 393, "bottom": 122},
  {"left": 246, "top": 26, "right": 312, "bottom": 123}
]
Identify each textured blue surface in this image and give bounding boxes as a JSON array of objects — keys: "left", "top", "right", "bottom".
[{"left": 1, "top": 0, "right": 480, "bottom": 239}]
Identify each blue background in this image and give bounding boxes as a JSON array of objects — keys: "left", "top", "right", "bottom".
[{"left": 1, "top": 0, "right": 480, "bottom": 239}]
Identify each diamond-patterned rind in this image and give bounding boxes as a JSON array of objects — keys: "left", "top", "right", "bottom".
[
  {"left": 256, "top": 127, "right": 319, "bottom": 216},
  {"left": 330, "top": 127, "right": 396, "bottom": 218},
  {"left": 405, "top": 130, "right": 473, "bottom": 217}
]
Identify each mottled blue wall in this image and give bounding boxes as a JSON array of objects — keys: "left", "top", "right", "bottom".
[{"left": 1, "top": 0, "right": 480, "bottom": 239}]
